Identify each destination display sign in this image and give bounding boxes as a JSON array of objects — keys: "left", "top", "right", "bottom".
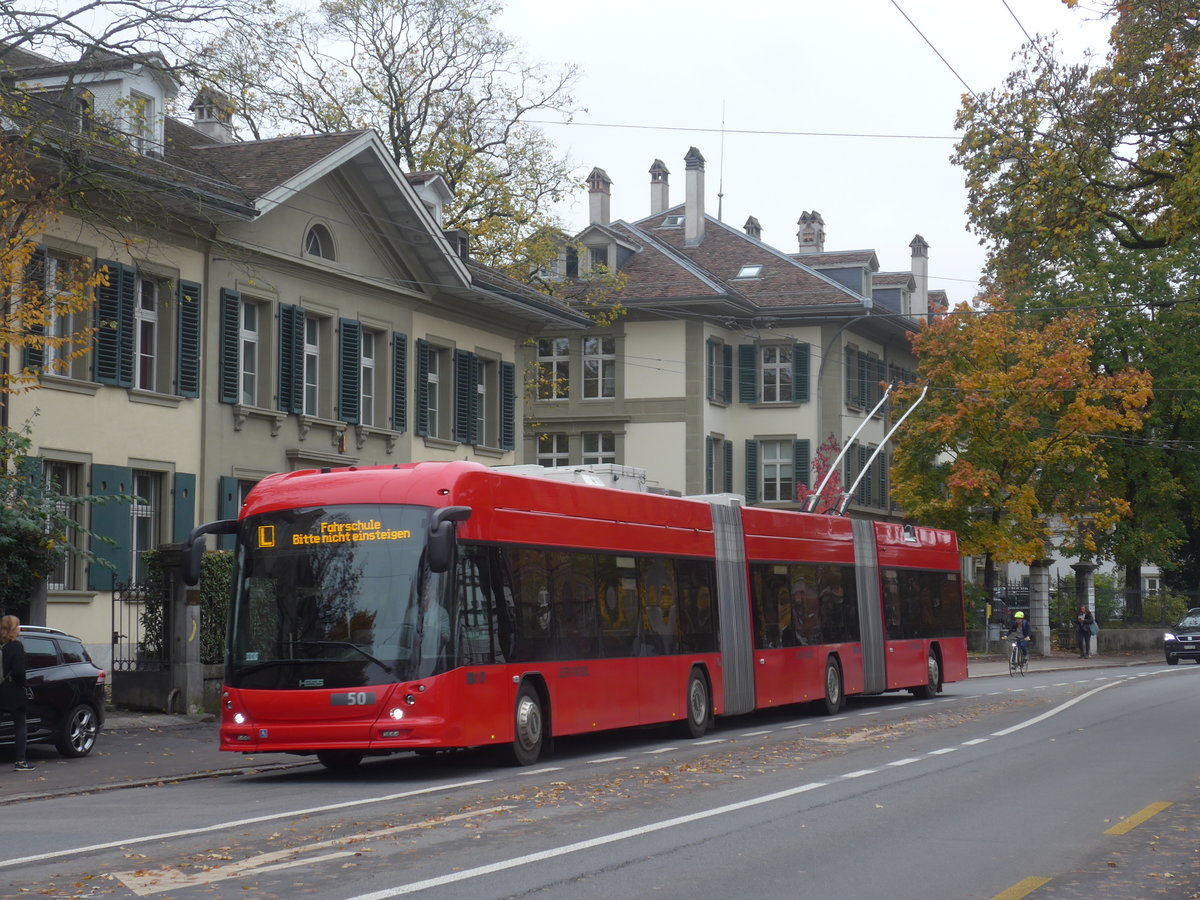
[{"left": 255, "top": 519, "right": 414, "bottom": 549}]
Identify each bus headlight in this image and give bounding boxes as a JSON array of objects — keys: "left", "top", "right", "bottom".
[{"left": 233, "top": 712, "right": 246, "bottom": 725}]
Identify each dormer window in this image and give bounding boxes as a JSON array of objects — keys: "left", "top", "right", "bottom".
[
  {"left": 735, "top": 264, "right": 763, "bottom": 279},
  {"left": 589, "top": 246, "right": 608, "bottom": 271},
  {"left": 305, "top": 224, "right": 335, "bottom": 260},
  {"left": 73, "top": 92, "right": 93, "bottom": 133},
  {"left": 129, "top": 91, "right": 153, "bottom": 154},
  {"left": 660, "top": 215, "right": 685, "bottom": 228}
]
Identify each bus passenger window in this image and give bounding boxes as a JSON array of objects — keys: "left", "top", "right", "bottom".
[{"left": 457, "top": 549, "right": 494, "bottom": 667}]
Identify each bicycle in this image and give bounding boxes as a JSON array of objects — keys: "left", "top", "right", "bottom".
[{"left": 1007, "top": 637, "right": 1029, "bottom": 677}]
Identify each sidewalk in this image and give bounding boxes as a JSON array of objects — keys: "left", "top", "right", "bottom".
[{"left": 967, "top": 649, "right": 1164, "bottom": 678}]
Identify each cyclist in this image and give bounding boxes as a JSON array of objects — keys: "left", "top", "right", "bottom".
[{"left": 1006, "top": 611, "right": 1032, "bottom": 666}]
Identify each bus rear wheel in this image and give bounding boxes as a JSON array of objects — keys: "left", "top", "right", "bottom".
[
  {"left": 509, "top": 682, "right": 544, "bottom": 766},
  {"left": 317, "top": 750, "right": 364, "bottom": 770},
  {"left": 912, "top": 652, "right": 940, "bottom": 700},
  {"left": 682, "top": 668, "right": 710, "bottom": 738},
  {"left": 821, "top": 658, "right": 843, "bottom": 715}
]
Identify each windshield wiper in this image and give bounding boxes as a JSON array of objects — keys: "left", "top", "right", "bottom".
[{"left": 291, "top": 640, "right": 394, "bottom": 674}]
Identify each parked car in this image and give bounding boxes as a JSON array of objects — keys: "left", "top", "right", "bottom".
[
  {"left": 1163, "top": 609, "right": 1200, "bottom": 666},
  {"left": 0, "top": 625, "right": 106, "bottom": 757}
]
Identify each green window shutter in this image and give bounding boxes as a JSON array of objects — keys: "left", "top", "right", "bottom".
[
  {"left": 724, "top": 441, "right": 734, "bottom": 493},
  {"left": 857, "top": 445, "right": 871, "bottom": 506},
  {"left": 415, "top": 339, "right": 430, "bottom": 437},
  {"left": 218, "top": 288, "right": 240, "bottom": 404},
  {"left": 88, "top": 464, "right": 133, "bottom": 589},
  {"left": 793, "top": 439, "right": 811, "bottom": 490},
  {"left": 453, "top": 349, "right": 477, "bottom": 444},
  {"left": 391, "top": 332, "right": 408, "bottom": 432},
  {"left": 23, "top": 247, "right": 46, "bottom": 372},
  {"left": 500, "top": 361, "right": 515, "bottom": 451},
  {"left": 705, "top": 340, "right": 714, "bottom": 401},
  {"left": 738, "top": 344, "right": 757, "bottom": 403},
  {"left": 722, "top": 344, "right": 733, "bottom": 403},
  {"left": 744, "top": 439, "right": 759, "bottom": 505},
  {"left": 217, "top": 475, "right": 240, "bottom": 551},
  {"left": 172, "top": 472, "right": 196, "bottom": 543},
  {"left": 794, "top": 343, "right": 810, "bottom": 403},
  {"left": 277, "top": 303, "right": 304, "bottom": 414},
  {"left": 95, "top": 260, "right": 134, "bottom": 387},
  {"left": 705, "top": 436, "right": 714, "bottom": 493},
  {"left": 857, "top": 353, "right": 871, "bottom": 408},
  {"left": 845, "top": 346, "right": 857, "bottom": 407},
  {"left": 338, "top": 318, "right": 362, "bottom": 425},
  {"left": 176, "top": 281, "right": 202, "bottom": 398},
  {"left": 875, "top": 357, "right": 887, "bottom": 407},
  {"left": 878, "top": 453, "right": 889, "bottom": 511}
]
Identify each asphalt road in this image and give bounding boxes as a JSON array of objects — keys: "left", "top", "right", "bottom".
[{"left": 1, "top": 651, "right": 1195, "bottom": 900}]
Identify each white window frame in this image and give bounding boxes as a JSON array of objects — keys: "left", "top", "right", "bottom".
[
  {"left": 537, "top": 433, "right": 569, "bottom": 467},
  {"left": 131, "top": 469, "right": 162, "bottom": 583},
  {"left": 239, "top": 300, "right": 259, "bottom": 406},
  {"left": 761, "top": 344, "right": 793, "bottom": 404},
  {"left": 582, "top": 432, "right": 615, "bottom": 465},
  {"left": 303, "top": 315, "right": 320, "bottom": 416},
  {"left": 761, "top": 439, "right": 794, "bottom": 503},
  {"left": 426, "top": 347, "right": 441, "bottom": 439},
  {"left": 43, "top": 460, "right": 80, "bottom": 591},
  {"left": 537, "top": 337, "right": 569, "bottom": 400},
  {"left": 360, "top": 330, "right": 376, "bottom": 427},
  {"left": 583, "top": 335, "right": 615, "bottom": 399},
  {"left": 134, "top": 276, "right": 159, "bottom": 391}
]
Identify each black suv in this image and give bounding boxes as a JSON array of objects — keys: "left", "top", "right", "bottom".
[
  {"left": 1164, "top": 609, "right": 1200, "bottom": 666},
  {"left": 0, "top": 625, "right": 106, "bottom": 757}
]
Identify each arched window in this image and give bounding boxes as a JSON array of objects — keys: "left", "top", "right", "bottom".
[{"left": 305, "top": 224, "right": 335, "bottom": 260}]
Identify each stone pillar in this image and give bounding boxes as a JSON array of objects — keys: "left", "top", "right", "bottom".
[
  {"left": 159, "top": 544, "right": 204, "bottom": 715},
  {"left": 1028, "top": 559, "right": 1053, "bottom": 657},
  {"left": 1072, "top": 562, "right": 1097, "bottom": 657}
]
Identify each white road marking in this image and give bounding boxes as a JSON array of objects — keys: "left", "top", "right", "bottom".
[
  {"left": 928, "top": 747, "right": 957, "bottom": 755},
  {"left": 741, "top": 730, "right": 774, "bottom": 737},
  {"left": 991, "top": 680, "right": 1120, "bottom": 737},
  {"left": 518, "top": 767, "right": 563, "bottom": 776},
  {"left": 115, "top": 807, "right": 511, "bottom": 896},
  {"left": 842, "top": 769, "right": 878, "bottom": 779},
  {"left": 961, "top": 738, "right": 988, "bottom": 746},
  {"left": 587, "top": 756, "right": 628, "bottom": 764},
  {"left": 0, "top": 779, "right": 495, "bottom": 870},
  {"left": 644, "top": 747, "right": 678, "bottom": 755},
  {"left": 343, "top": 782, "right": 830, "bottom": 899},
  {"left": 888, "top": 758, "right": 920, "bottom": 767}
]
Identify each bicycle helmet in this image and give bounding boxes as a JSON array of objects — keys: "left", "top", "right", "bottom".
[{"left": 1014, "top": 611, "right": 1025, "bottom": 618}]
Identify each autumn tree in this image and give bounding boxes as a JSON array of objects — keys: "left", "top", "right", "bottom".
[
  {"left": 954, "top": 0, "right": 1200, "bottom": 604},
  {"left": 185, "top": 0, "right": 581, "bottom": 276},
  {"left": 797, "top": 433, "right": 845, "bottom": 515},
  {"left": 889, "top": 301, "right": 1152, "bottom": 594}
]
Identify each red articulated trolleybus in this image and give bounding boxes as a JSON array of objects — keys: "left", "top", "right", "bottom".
[{"left": 183, "top": 460, "right": 967, "bottom": 769}]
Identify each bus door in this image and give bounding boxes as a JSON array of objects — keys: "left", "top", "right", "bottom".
[{"left": 712, "top": 502, "right": 755, "bottom": 716}]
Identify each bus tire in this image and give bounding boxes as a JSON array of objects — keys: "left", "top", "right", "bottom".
[
  {"left": 912, "top": 651, "right": 940, "bottom": 700},
  {"left": 682, "top": 667, "right": 711, "bottom": 738},
  {"left": 509, "top": 681, "right": 545, "bottom": 766},
  {"left": 821, "top": 657, "right": 843, "bottom": 715},
  {"left": 317, "top": 750, "right": 364, "bottom": 770}
]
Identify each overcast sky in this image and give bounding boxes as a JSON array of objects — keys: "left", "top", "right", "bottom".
[{"left": 496, "top": 0, "right": 1112, "bottom": 304}]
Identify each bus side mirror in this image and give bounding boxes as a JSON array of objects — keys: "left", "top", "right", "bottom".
[
  {"left": 428, "top": 506, "right": 472, "bottom": 573},
  {"left": 182, "top": 519, "right": 238, "bottom": 586}
]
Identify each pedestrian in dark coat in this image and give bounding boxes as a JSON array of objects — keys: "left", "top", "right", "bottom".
[
  {"left": 0, "top": 615, "right": 35, "bottom": 771},
  {"left": 1075, "top": 605, "right": 1094, "bottom": 659}
]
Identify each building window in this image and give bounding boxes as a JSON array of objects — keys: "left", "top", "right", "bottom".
[
  {"left": 706, "top": 436, "right": 733, "bottom": 494},
  {"left": 582, "top": 335, "right": 615, "bottom": 399},
  {"left": 129, "top": 91, "right": 153, "bottom": 154},
  {"left": 582, "top": 432, "right": 615, "bottom": 465},
  {"left": 43, "top": 461, "right": 81, "bottom": 591},
  {"left": 305, "top": 224, "right": 335, "bottom": 260},
  {"left": 761, "top": 439, "right": 794, "bottom": 503},
  {"left": 735, "top": 264, "right": 763, "bottom": 279},
  {"left": 303, "top": 315, "right": 320, "bottom": 416},
  {"left": 131, "top": 470, "right": 162, "bottom": 583},
  {"left": 239, "top": 300, "right": 259, "bottom": 406},
  {"left": 39, "top": 251, "right": 90, "bottom": 380},
  {"left": 589, "top": 247, "right": 608, "bottom": 271},
  {"left": 706, "top": 339, "right": 732, "bottom": 403},
  {"left": 761, "top": 345, "right": 794, "bottom": 403},
  {"left": 537, "top": 433, "right": 569, "bottom": 467},
  {"left": 476, "top": 357, "right": 500, "bottom": 447},
  {"left": 134, "top": 276, "right": 159, "bottom": 391},
  {"left": 661, "top": 215, "right": 684, "bottom": 228},
  {"left": 426, "top": 346, "right": 441, "bottom": 438},
  {"left": 360, "top": 330, "right": 376, "bottom": 427},
  {"left": 537, "top": 337, "right": 569, "bottom": 399}
]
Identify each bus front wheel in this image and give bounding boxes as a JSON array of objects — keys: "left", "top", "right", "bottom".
[
  {"left": 912, "top": 652, "right": 940, "bottom": 700},
  {"left": 510, "top": 682, "right": 545, "bottom": 766},
  {"left": 317, "top": 750, "right": 364, "bottom": 770}
]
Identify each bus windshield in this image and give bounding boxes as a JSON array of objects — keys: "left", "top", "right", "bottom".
[{"left": 227, "top": 504, "right": 450, "bottom": 690}]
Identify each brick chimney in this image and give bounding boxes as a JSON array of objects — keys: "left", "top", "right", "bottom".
[
  {"left": 684, "top": 147, "right": 705, "bottom": 247},
  {"left": 910, "top": 233, "right": 929, "bottom": 319},
  {"left": 586, "top": 167, "right": 612, "bottom": 225},
  {"left": 649, "top": 159, "right": 670, "bottom": 215},
  {"left": 744, "top": 216, "right": 762, "bottom": 240},
  {"left": 796, "top": 211, "right": 825, "bottom": 254}
]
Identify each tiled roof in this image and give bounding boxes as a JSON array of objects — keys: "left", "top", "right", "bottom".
[
  {"left": 791, "top": 249, "right": 879, "bottom": 269},
  {"left": 873, "top": 272, "right": 914, "bottom": 287},
  {"left": 188, "top": 130, "right": 368, "bottom": 199}
]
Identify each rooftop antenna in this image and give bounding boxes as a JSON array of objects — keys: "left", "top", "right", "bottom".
[{"left": 717, "top": 101, "right": 726, "bottom": 222}]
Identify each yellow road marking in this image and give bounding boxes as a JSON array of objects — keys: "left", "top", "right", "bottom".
[
  {"left": 990, "top": 876, "right": 1051, "bottom": 899},
  {"left": 1105, "top": 801, "right": 1172, "bottom": 835}
]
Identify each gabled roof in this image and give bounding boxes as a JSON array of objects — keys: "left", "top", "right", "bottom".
[
  {"left": 873, "top": 272, "right": 916, "bottom": 288},
  {"left": 792, "top": 249, "right": 880, "bottom": 271}
]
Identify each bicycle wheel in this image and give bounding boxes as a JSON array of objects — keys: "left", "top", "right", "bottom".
[
  {"left": 1019, "top": 651, "right": 1028, "bottom": 676},
  {"left": 1008, "top": 648, "right": 1017, "bottom": 677}
]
